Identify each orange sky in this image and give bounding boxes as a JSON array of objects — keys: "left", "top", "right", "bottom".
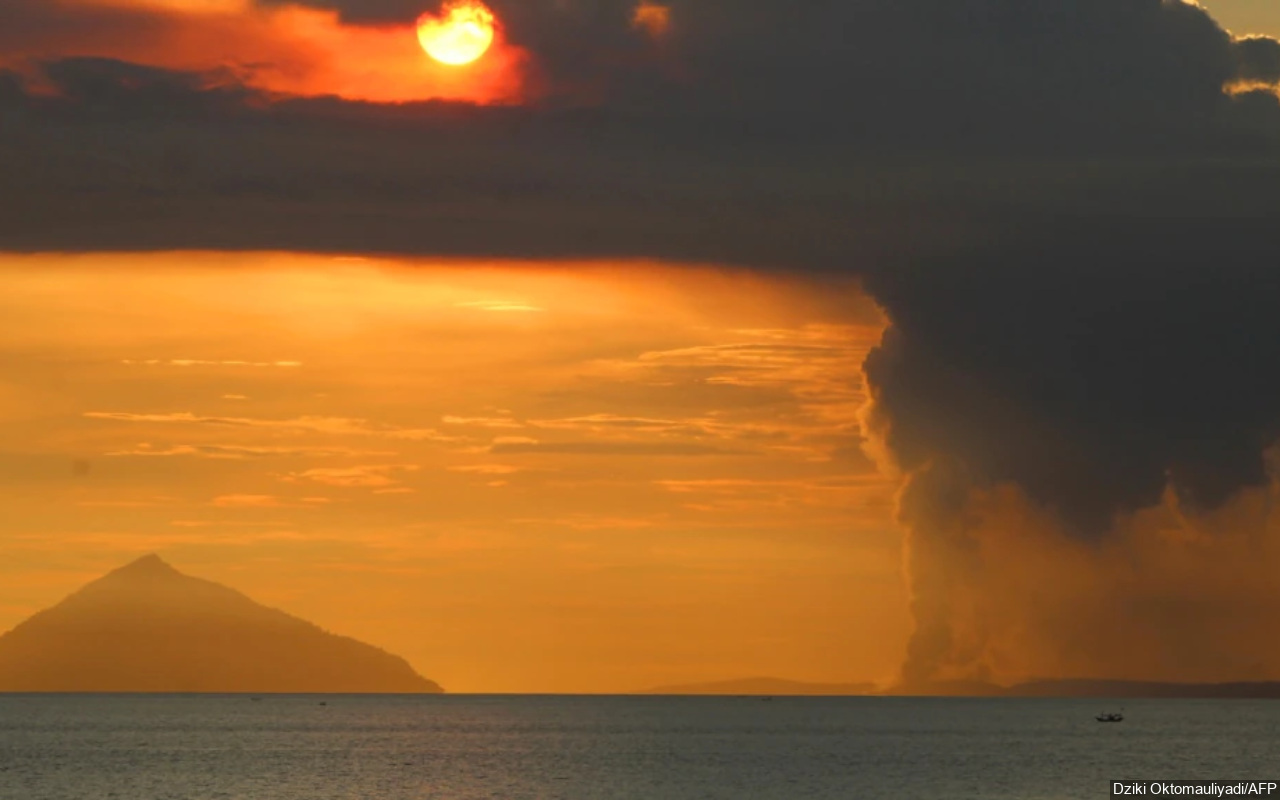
[
  {"left": 3, "top": 0, "right": 529, "bottom": 103},
  {"left": 0, "top": 254, "right": 907, "bottom": 693},
  {"left": 1202, "top": 0, "right": 1280, "bottom": 37}
]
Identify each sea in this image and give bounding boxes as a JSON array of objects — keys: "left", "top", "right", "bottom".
[{"left": 0, "top": 695, "right": 1276, "bottom": 800}]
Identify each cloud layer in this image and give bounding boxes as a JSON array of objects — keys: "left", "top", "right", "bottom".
[{"left": 2, "top": 0, "right": 1278, "bottom": 136}]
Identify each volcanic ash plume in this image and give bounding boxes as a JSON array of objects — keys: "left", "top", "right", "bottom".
[{"left": 859, "top": 221, "right": 1280, "bottom": 689}]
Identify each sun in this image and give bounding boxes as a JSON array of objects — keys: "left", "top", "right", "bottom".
[{"left": 417, "top": 0, "right": 497, "bottom": 66}]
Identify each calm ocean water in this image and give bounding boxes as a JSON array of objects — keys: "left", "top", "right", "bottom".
[{"left": 0, "top": 695, "right": 1276, "bottom": 799}]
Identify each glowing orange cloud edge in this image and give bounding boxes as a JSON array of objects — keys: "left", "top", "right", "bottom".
[
  {"left": 632, "top": 1, "right": 671, "bottom": 38},
  {"left": 4, "top": 0, "right": 528, "bottom": 104}
]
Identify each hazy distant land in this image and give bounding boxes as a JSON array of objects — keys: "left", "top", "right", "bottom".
[
  {"left": 883, "top": 678, "right": 1280, "bottom": 698},
  {"left": 6, "top": 555, "right": 1278, "bottom": 699},
  {"left": 642, "top": 677, "right": 1280, "bottom": 699},
  {"left": 0, "top": 555, "right": 442, "bottom": 693},
  {"left": 1002, "top": 679, "right": 1280, "bottom": 699},
  {"left": 642, "top": 677, "right": 878, "bottom": 696}
]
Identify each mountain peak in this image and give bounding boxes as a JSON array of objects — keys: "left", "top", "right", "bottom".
[
  {"left": 114, "top": 553, "right": 178, "bottom": 576},
  {"left": 89, "top": 553, "right": 186, "bottom": 590},
  {"left": 0, "top": 555, "right": 443, "bottom": 693}
]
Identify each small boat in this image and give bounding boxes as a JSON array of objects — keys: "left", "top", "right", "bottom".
[{"left": 1095, "top": 711, "right": 1124, "bottom": 723}]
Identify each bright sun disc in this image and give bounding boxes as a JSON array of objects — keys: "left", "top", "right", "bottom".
[{"left": 417, "top": 0, "right": 496, "bottom": 66}]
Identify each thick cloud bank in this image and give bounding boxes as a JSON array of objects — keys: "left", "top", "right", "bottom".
[
  {"left": 289, "top": 0, "right": 1280, "bottom": 145},
  {"left": 2, "top": 0, "right": 1279, "bottom": 143}
]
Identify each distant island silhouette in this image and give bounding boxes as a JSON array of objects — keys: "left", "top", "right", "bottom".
[
  {"left": 0, "top": 554, "right": 442, "bottom": 693},
  {"left": 641, "top": 677, "right": 877, "bottom": 696},
  {"left": 641, "top": 676, "right": 1280, "bottom": 699},
  {"left": 890, "top": 678, "right": 1280, "bottom": 699}
]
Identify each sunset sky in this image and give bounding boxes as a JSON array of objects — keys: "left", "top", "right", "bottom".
[
  {"left": 2, "top": 0, "right": 1280, "bottom": 693},
  {"left": 1208, "top": 0, "right": 1280, "bottom": 37},
  {"left": 0, "top": 257, "right": 903, "bottom": 692}
]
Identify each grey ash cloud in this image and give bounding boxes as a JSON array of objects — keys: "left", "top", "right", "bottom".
[
  {"left": 859, "top": 216, "right": 1280, "bottom": 685},
  {"left": 862, "top": 218, "right": 1280, "bottom": 535}
]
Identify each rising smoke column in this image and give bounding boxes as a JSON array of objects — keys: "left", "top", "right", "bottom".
[{"left": 860, "top": 220, "right": 1280, "bottom": 685}]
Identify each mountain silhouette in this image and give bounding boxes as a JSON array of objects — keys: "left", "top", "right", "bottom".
[
  {"left": 641, "top": 677, "right": 876, "bottom": 696},
  {"left": 0, "top": 555, "right": 442, "bottom": 693},
  {"left": 887, "top": 678, "right": 1280, "bottom": 698}
]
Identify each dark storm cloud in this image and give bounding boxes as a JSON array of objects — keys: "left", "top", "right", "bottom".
[
  {"left": 32, "top": 58, "right": 253, "bottom": 115},
  {"left": 0, "top": 57, "right": 997, "bottom": 267},
  {"left": 262, "top": 0, "right": 415, "bottom": 23},
  {"left": 243, "top": 0, "right": 1280, "bottom": 144},
  {"left": 1234, "top": 35, "right": 1280, "bottom": 82}
]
